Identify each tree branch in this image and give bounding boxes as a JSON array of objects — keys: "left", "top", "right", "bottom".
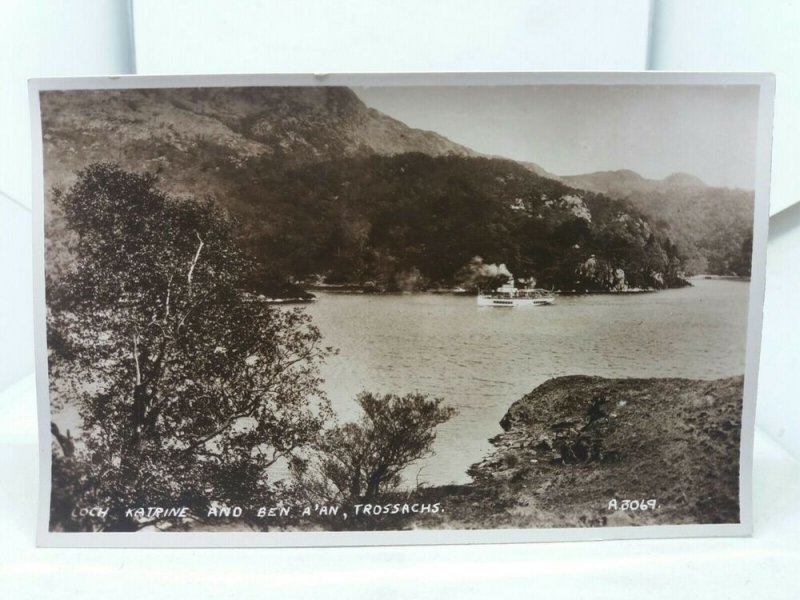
[
  {"left": 180, "top": 409, "right": 254, "bottom": 454},
  {"left": 187, "top": 233, "right": 204, "bottom": 298},
  {"left": 132, "top": 333, "right": 141, "bottom": 385},
  {"left": 50, "top": 422, "right": 75, "bottom": 457},
  {"left": 164, "top": 274, "right": 173, "bottom": 321}
]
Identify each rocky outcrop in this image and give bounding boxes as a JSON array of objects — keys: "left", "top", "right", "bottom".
[
  {"left": 435, "top": 376, "right": 744, "bottom": 529},
  {"left": 577, "top": 256, "right": 628, "bottom": 291}
]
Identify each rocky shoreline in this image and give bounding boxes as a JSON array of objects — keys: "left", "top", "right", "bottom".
[
  {"left": 406, "top": 375, "right": 743, "bottom": 530},
  {"left": 99, "top": 374, "right": 745, "bottom": 533}
]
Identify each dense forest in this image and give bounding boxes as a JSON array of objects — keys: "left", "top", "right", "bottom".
[
  {"left": 562, "top": 170, "right": 754, "bottom": 277},
  {"left": 204, "top": 152, "right": 688, "bottom": 293}
]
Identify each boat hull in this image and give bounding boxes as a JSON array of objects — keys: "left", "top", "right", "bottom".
[{"left": 477, "top": 295, "right": 555, "bottom": 307}]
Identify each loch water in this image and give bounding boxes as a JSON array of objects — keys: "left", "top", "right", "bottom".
[{"left": 303, "top": 278, "right": 750, "bottom": 486}]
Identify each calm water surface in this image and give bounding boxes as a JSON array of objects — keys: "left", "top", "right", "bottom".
[{"left": 302, "top": 278, "right": 750, "bottom": 486}]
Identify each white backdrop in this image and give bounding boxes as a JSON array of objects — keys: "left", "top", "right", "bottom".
[
  {"left": 0, "top": 0, "right": 133, "bottom": 391},
  {"left": 1, "top": 1, "right": 799, "bottom": 598},
  {"left": 131, "top": 0, "right": 653, "bottom": 73}
]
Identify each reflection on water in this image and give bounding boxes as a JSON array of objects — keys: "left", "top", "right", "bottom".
[{"left": 304, "top": 279, "right": 750, "bottom": 486}]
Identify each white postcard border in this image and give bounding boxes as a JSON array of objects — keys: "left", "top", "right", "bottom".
[{"left": 30, "top": 71, "right": 774, "bottom": 548}]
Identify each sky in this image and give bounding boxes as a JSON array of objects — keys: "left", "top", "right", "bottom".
[{"left": 354, "top": 85, "right": 760, "bottom": 189}]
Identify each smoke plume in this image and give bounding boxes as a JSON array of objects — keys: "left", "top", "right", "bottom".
[{"left": 458, "top": 256, "right": 512, "bottom": 291}]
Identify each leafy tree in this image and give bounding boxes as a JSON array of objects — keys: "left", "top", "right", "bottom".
[
  {"left": 293, "top": 392, "right": 456, "bottom": 504},
  {"left": 47, "top": 164, "right": 332, "bottom": 531}
]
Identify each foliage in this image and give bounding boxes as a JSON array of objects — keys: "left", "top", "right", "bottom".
[
  {"left": 629, "top": 187, "right": 754, "bottom": 276},
  {"left": 206, "top": 152, "right": 687, "bottom": 291},
  {"left": 47, "top": 164, "right": 332, "bottom": 531},
  {"left": 292, "top": 392, "right": 456, "bottom": 504}
]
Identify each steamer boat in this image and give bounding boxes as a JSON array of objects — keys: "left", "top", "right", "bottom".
[{"left": 477, "top": 278, "right": 556, "bottom": 307}]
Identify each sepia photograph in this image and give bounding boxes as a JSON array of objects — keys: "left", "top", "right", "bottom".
[{"left": 33, "top": 74, "right": 770, "bottom": 543}]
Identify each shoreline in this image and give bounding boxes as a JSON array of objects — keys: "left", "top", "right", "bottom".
[
  {"left": 302, "top": 286, "right": 670, "bottom": 297},
  {"left": 238, "top": 374, "right": 745, "bottom": 532},
  {"left": 405, "top": 374, "right": 744, "bottom": 529},
  {"left": 57, "top": 373, "right": 745, "bottom": 532},
  {"left": 325, "top": 374, "right": 745, "bottom": 532},
  {"left": 279, "top": 275, "right": 749, "bottom": 300}
]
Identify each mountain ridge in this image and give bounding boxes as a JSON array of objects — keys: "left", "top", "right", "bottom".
[
  {"left": 562, "top": 169, "right": 712, "bottom": 196},
  {"left": 556, "top": 168, "right": 753, "bottom": 275},
  {"left": 41, "top": 86, "right": 752, "bottom": 286},
  {"left": 41, "top": 86, "right": 475, "bottom": 193}
]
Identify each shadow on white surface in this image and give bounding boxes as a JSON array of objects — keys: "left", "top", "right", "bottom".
[
  {"left": 0, "top": 200, "right": 33, "bottom": 391},
  {"left": 758, "top": 201, "right": 800, "bottom": 460}
]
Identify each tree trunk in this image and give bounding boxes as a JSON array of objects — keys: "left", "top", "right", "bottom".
[{"left": 365, "top": 464, "right": 388, "bottom": 501}]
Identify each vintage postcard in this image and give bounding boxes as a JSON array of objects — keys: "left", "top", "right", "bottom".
[{"left": 31, "top": 73, "right": 773, "bottom": 547}]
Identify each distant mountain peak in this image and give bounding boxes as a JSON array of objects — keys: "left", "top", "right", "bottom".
[
  {"left": 661, "top": 172, "right": 706, "bottom": 188},
  {"left": 601, "top": 169, "right": 643, "bottom": 179},
  {"left": 561, "top": 168, "right": 710, "bottom": 197}
]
